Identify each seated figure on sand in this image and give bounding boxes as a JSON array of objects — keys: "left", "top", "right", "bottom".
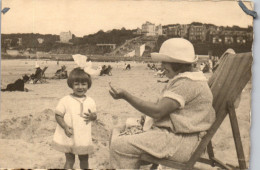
[
  {"left": 31, "top": 63, "right": 42, "bottom": 79},
  {"left": 1, "top": 75, "right": 30, "bottom": 92},
  {"left": 100, "top": 65, "right": 112, "bottom": 76},
  {"left": 30, "top": 63, "right": 48, "bottom": 84},
  {"left": 108, "top": 38, "right": 216, "bottom": 169},
  {"left": 53, "top": 65, "right": 68, "bottom": 79}
]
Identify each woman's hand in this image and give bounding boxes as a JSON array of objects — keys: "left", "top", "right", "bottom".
[
  {"left": 82, "top": 109, "right": 97, "bottom": 124},
  {"left": 64, "top": 126, "right": 73, "bottom": 137},
  {"left": 109, "top": 83, "right": 126, "bottom": 99}
]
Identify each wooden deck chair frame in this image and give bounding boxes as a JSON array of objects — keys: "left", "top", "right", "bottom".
[
  {"left": 33, "top": 66, "right": 48, "bottom": 84},
  {"left": 140, "top": 52, "right": 252, "bottom": 170}
]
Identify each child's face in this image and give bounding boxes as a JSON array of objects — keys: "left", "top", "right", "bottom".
[{"left": 72, "top": 81, "right": 89, "bottom": 97}]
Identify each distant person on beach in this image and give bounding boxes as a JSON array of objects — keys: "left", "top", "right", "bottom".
[
  {"left": 125, "top": 63, "right": 131, "bottom": 70},
  {"left": 51, "top": 67, "right": 97, "bottom": 169},
  {"left": 109, "top": 38, "right": 215, "bottom": 169},
  {"left": 100, "top": 65, "right": 112, "bottom": 76}
]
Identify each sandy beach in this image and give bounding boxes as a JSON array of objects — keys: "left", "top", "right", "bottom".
[{"left": 0, "top": 59, "right": 251, "bottom": 169}]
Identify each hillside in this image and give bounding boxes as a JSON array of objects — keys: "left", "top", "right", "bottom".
[{"left": 108, "top": 36, "right": 158, "bottom": 57}]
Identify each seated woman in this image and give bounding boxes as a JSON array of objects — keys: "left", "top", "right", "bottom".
[
  {"left": 54, "top": 65, "right": 68, "bottom": 79},
  {"left": 109, "top": 38, "right": 216, "bottom": 169}
]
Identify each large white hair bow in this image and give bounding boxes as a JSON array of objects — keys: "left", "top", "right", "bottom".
[{"left": 72, "top": 54, "right": 101, "bottom": 76}]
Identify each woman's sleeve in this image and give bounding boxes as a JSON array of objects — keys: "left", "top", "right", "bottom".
[
  {"left": 55, "top": 98, "right": 66, "bottom": 116},
  {"left": 163, "top": 79, "right": 199, "bottom": 109}
]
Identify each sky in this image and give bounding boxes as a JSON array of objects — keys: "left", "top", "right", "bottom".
[{"left": 1, "top": 0, "right": 254, "bottom": 37}]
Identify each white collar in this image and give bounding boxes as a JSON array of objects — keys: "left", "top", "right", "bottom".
[{"left": 171, "top": 71, "right": 207, "bottom": 82}]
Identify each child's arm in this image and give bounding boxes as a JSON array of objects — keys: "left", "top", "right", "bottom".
[{"left": 55, "top": 114, "right": 73, "bottom": 137}]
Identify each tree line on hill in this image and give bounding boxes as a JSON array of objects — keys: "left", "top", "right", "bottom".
[{"left": 1, "top": 28, "right": 139, "bottom": 54}]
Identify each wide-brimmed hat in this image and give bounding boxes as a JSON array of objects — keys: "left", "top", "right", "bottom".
[{"left": 151, "top": 38, "right": 198, "bottom": 63}]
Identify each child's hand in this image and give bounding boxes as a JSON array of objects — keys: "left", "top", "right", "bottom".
[
  {"left": 82, "top": 109, "right": 97, "bottom": 124},
  {"left": 64, "top": 126, "right": 73, "bottom": 137}
]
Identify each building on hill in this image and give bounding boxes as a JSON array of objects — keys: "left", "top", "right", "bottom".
[
  {"left": 37, "top": 38, "right": 44, "bottom": 44},
  {"left": 188, "top": 25, "right": 207, "bottom": 42},
  {"left": 208, "top": 26, "right": 223, "bottom": 44},
  {"left": 60, "top": 31, "right": 72, "bottom": 43},
  {"left": 17, "top": 38, "right": 22, "bottom": 46},
  {"left": 142, "top": 21, "right": 155, "bottom": 36},
  {"left": 155, "top": 24, "right": 163, "bottom": 36},
  {"left": 166, "top": 24, "right": 180, "bottom": 37},
  {"left": 179, "top": 25, "right": 189, "bottom": 38},
  {"left": 141, "top": 21, "right": 162, "bottom": 36},
  {"left": 164, "top": 24, "right": 189, "bottom": 38}
]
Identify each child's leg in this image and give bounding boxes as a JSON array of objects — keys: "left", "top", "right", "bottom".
[
  {"left": 64, "top": 153, "right": 75, "bottom": 169},
  {"left": 78, "top": 154, "right": 89, "bottom": 169}
]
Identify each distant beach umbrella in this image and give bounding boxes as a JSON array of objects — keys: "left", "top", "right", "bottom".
[{"left": 1, "top": 7, "right": 10, "bottom": 14}]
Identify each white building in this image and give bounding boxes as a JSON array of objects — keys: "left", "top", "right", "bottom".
[
  {"left": 18, "top": 38, "right": 22, "bottom": 46},
  {"left": 37, "top": 38, "right": 44, "bottom": 44},
  {"left": 142, "top": 21, "right": 155, "bottom": 36},
  {"left": 141, "top": 21, "right": 162, "bottom": 36},
  {"left": 60, "top": 31, "right": 72, "bottom": 43}
]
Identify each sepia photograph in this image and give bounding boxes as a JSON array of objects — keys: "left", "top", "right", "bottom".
[{"left": 0, "top": 0, "right": 254, "bottom": 169}]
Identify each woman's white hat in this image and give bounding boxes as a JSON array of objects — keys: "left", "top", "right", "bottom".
[
  {"left": 35, "top": 62, "right": 40, "bottom": 68},
  {"left": 151, "top": 38, "right": 198, "bottom": 63}
]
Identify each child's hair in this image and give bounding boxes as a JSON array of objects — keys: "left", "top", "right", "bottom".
[{"left": 67, "top": 67, "right": 92, "bottom": 89}]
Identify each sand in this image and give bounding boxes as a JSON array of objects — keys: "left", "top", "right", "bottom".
[{"left": 0, "top": 59, "right": 251, "bottom": 169}]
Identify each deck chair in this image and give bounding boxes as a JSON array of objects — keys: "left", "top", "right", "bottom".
[
  {"left": 33, "top": 66, "right": 48, "bottom": 84},
  {"left": 140, "top": 52, "right": 252, "bottom": 169}
]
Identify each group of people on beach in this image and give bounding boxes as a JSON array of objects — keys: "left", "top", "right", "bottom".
[{"left": 50, "top": 38, "right": 216, "bottom": 169}]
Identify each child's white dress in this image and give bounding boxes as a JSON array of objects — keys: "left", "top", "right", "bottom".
[{"left": 52, "top": 94, "right": 96, "bottom": 155}]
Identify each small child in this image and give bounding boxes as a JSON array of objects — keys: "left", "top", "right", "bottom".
[{"left": 52, "top": 67, "right": 97, "bottom": 169}]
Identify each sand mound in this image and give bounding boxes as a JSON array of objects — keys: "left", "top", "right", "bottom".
[{"left": 0, "top": 109, "right": 56, "bottom": 141}]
